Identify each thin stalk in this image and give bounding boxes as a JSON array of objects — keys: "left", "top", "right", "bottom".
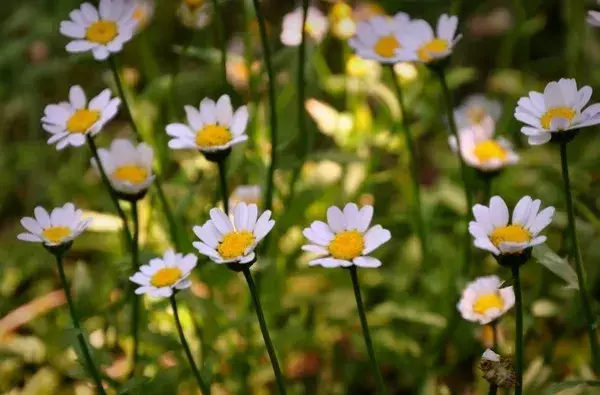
[
  {"left": 559, "top": 142, "right": 599, "bottom": 371},
  {"left": 349, "top": 266, "right": 387, "bottom": 394},
  {"left": 170, "top": 295, "right": 211, "bottom": 394},
  {"left": 217, "top": 159, "right": 229, "bottom": 215},
  {"left": 489, "top": 322, "right": 498, "bottom": 395},
  {"left": 54, "top": 254, "right": 107, "bottom": 395},
  {"left": 242, "top": 268, "right": 287, "bottom": 394},
  {"left": 251, "top": 0, "right": 278, "bottom": 213},
  {"left": 388, "top": 66, "right": 427, "bottom": 266},
  {"left": 129, "top": 201, "right": 140, "bottom": 378},
  {"left": 211, "top": 0, "right": 227, "bottom": 85},
  {"left": 512, "top": 265, "right": 523, "bottom": 395},
  {"left": 482, "top": 175, "right": 492, "bottom": 204}
]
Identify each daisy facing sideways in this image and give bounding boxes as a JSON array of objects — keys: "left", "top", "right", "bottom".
[
  {"left": 18, "top": 203, "right": 92, "bottom": 247},
  {"left": 469, "top": 196, "right": 555, "bottom": 256},
  {"left": 60, "top": 0, "right": 138, "bottom": 60},
  {"left": 454, "top": 94, "right": 502, "bottom": 129},
  {"left": 396, "top": 14, "right": 462, "bottom": 64},
  {"left": 457, "top": 275, "right": 515, "bottom": 324},
  {"left": 514, "top": 78, "right": 600, "bottom": 145},
  {"left": 193, "top": 203, "right": 275, "bottom": 265},
  {"left": 42, "top": 85, "right": 121, "bottom": 150},
  {"left": 348, "top": 13, "right": 411, "bottom": 64},
  {"left": 302, "top": 203, "right": 391, "bottom": 268},
  {"left": 129, "top": 249, "right": 197, "bottom": 298}
]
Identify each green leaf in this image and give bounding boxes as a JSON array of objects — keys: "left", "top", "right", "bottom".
[
  {"left": 532, "top": 245, "right": 579, "bottom": 290},
  {"left": 544, "top": 380, "right": 600, "bottom": 394},
  {"left": 368, "top": 301, "right": 447, "bottom": 328}
]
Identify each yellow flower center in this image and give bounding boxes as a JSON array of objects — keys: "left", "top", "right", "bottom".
[
  {"left": 328, "top": 230, "right": 364, "bottom": 260},
  {"left": 540, "top": 107, "right": 576, "bottom": 130},
  {"left": 473, "top": 140, "right": 508, "bottom": 163},
  {"left": 112, "top": 165, "right": 148, "bottom": 184},
  {"left": 417, "top": 38, "right": 449, "bottom": 62},
  {"left": 473, "top": 292, "right": 504, "bottom": 315},
  {"left": 133, "top": 6, "right": 145, "bottom": 21},
  {"left": 42, "top": 226, "right": 71, "bottom": 243},
  {"left": 195, "top": 124, "right": 232, "bottom": 147},
  {"left": 467, "top": 105, "right": 488, "bottom": 124},
  {"left": 373, "top": 35, "right": 400, "bottom": 58},
  {"left": 185, "top": 0, "right": 204, "bottom": 9},
  {"left": 490, "top": 225, "right": 531, "bottom": 248},
  {"left": 151, "top": 267, "right": 182, "bottom": 288},
  {"left": 86, "top": 20, "right": 119, "bottom": 45},
  {"left": 218, "top": 231, "right": 255, "bottom": 259},
  {"left": 66, "top": 109, "right": 100, "bottom": 134}
]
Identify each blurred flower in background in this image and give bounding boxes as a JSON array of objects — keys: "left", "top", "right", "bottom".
[
  {"left": 229, "top": 185, "right": 261, "bottom": 208},
  {"left": 398, "top": 14, "right": 461, "bottom": 63},
  {"left": 454, "top": 94, "right": 503, "bottom": 129},
  {"left": 345, "top": 54, "right": 381, "bottom": 80},
  {"left": 129, "top": 250, "right": 197, "bottom": 297},
  {"left": 178, "top": 0, "right": 212, "bottom": 30},
  {"left": 457, "top": 275, "right": 515, "bottom": 324},
  {"left": 467, "top": 8, "right": 513, "bottom": 38},
  {"left": 393, "top": 62, "right": 418, "bottom": 83},
  {"left": 352, "top": 1, "right": 386, "bottom": 22},
  {"left": 349, "top": 13, "right": 411, "bottom": 63},
  {"left": 130, "top": 0, "right": 155, "bottom": 33},
  {"left": 329, "top": 2, "right": 355, "bottom": 40},
  {"left": 588, "top": 10, "right": 600, "bottom": 27},
  {"left": 281, "top": 6, "right": 328, "bottom": 46},
  {"left": 18, "top": 204, "right": 92, "bottom": 246}
]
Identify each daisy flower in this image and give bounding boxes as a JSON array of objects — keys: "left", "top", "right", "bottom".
[
  {"left": 281, "top": 6, "right": 329, "bottom": 47},
  {"left": 588, "top": 11, "right": 600, "bottom": 27},
  {"left": 90, "top": 139, "right": 155, "bottom": 198},
  {"left": 229, "top": 185, "right": 261, "bottom": 208},
  {"left": 129, "top": 250, "right": 197, "bottom": 298},
  {"left": 457, "top": 275, "right": 515, "bottom": 324},
  {"left": 469, "top": 196, "right": 555, "bottom": 256},
  {"left": 130, "top": 0, "right": 154, "bottom": 32},
  {"left": 454, "top": 94, "right": 502, "bottom": 129},
  {"left": 42, "top": 85, "right": 121, "bottom": 150},
  {"left": 192, "top": 203, "right": 275, "bottom": 265},
  {"left": 449, "top": 116, "right": 519, "bottom": 172},
  {"left": 396, "top": 14, "right": 462, "bottom": 64},
  {"left": 60, "top": 0, "right": 138, "bottom": 61},
  {"left": 18, "top": 203, "right": 92, "bottom": 247},
  {"left": 514, "top": 78, "right": 600, "bottom": 145},
  {"left": 166, "top": 95, "right": 249, "bottom": 156},
  {"left": 302, "top": 203, "right": 391, "bottom": 268},
  {"left": 348, "top": 13, "right": 411, "bottom": 63},
  {"left": 178, "top": 0, "right": 212, "bottom": 30}
]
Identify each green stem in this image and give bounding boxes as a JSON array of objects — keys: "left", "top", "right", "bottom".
[
  {"left": 482, "top": 175, "right": 492, "bottom": 204},
  {"left": 388, "top": 66, "right": 427, "bottom": 266},
  {"left": 211, "top": 0, "right": 227, "bottom": 85},
  {"left": 129, "top": 201, "right": 140, "bottom": 378},
  {"left": 217, "top": 159, "right": 229, "bottom": 215},
  {"left": 251, "top": 0, "right": 278, "bottom": 213},
  {"left": 559, "top": 142, "right": 599, "bottom": 372},
  {"left": 489, "top": 322, "right": 498, "bottom": 395},
  {"left": 54, "top": 254, "right": 107, "bottom": 395},
  {"left": 242, "top": 268, "right": 287, "bottom": 394},
  {"left": 512, "top": 265, "right": 523, "bottom": 395},
  {"left": 170, "top": 295, "right": 211, "bottom": 394},
  {"left": 349, "top": 266, "right": 387, "bottom": 394}
]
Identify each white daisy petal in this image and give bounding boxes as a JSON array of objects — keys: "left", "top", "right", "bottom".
[
  {"left": 489, "top": 196, "right": 509, "bottom": 227},
  {"left": 327, "top": 206, "right": 346, "bottom": 233},
  {"left": 353, "top": 256, "right": 382, "bottom": 268},
  {"left": 529, "top": 206, "right": 555, "bottom": 235},
  {"left": 363, "top": 225, "right": 391, "bottom": 254}
]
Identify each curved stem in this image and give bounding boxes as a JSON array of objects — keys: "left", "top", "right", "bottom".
[
  {"left": 129, "top": 201, "right": 140, "bottom": 378},
  {"left": 54, "top": 254, "right": 107, "bottom": 395},
  {"left": 349, "top": 266, "right": 387, "bottom": 394},
  {"left": 170, "top": 295, "right": 211, "bottom": 394},
  {"left": 217, "top": 159, "right": 229, "bottom": 215},
  {"left": 242, "top": 268, "right": 287, "bottom": 394},
  {"left": 388, "top": 66, "right": 427, "bottom": 266},
  {"left": 512, "top": 265, "right": 523, "bottom": 395},
  {"left": 211, "top": 0, "right": 227, "bottom": 85},
  {"left": 559, "top": 142, "right": 599, "bottom": 371}
]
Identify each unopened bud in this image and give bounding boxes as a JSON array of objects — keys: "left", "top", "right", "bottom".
[{"left": 479, "top": 349, "right": 518, "bottom": 388}]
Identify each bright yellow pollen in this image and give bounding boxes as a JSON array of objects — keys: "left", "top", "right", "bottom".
[
  {"left": 112, "top": 165, "right": 148, "bottom": 184},
  {"left": 328, "top": 230, "right": 364, "bottom": 260},
  {"left": 66, "top": 109, "right": 100, "bottom": 134},
  {"left": 417, "top": 38, "right": 449, "bottom": 62},
  {"left": 195, "top": 124, "right": 232, "bottom": 147},
  {"left": 151, "top": 267, "right": 182, "bottom": 288},
  {"left": 490, "top": 225, "right": 531, "bottom": 248},
  {"left": 473, "top": 140, "right": 508, "bottom": 163},
  {"left": 373, "top": 35, "right": 400, "bottom": 58},
  {"left": 85, "top": 20, "right": 118, "bottom": 45},
  {"left": 467, "top": 106, "right": 488, "bottom": 124},
  {"left": 42, "top": 226, "right": 71, "bottom": 243},
  {"left": 473, "top": 293, "right": 504, "bottom": 315},
  {"left": 218, "top": 231, "right": 255, "bottom": 259},
  {"left": 185, "top": 0, "right": 204, "bottom": 9},
  {"left": 540, "top": 107, "right": 576, "bottom": 130}
]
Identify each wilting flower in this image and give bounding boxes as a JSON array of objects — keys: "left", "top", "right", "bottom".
[
  {"left": 588, "top": 11, "right": 600, "bottom": 27},
  {"left": 449, "top": 116, "right": 519, "bottom": 172},
  {"left": 60, "top": 0, "right": 138, "bottom": 60},
  {"left": 177, "top": 0, "right": 212, "bottom": 30},
  {"left": 457, "top": 275, "right": 515, "bottom": 324},
  {"left": 130, "top": 0, "right": 154, "bottom": 32},
  {"left": 470, "top": 196, "right": 555, "bottom": 256},
  {"left": 479, "top": 349, "right": 517, "bottom": 388},
  {"left": 42, "top": 85, "right": 121, "bottom": 150},
  {"left": 329, "top": 2, "right": 355, "bottom": 40},
  {"left": 514, "top": 78, "right": 600, "bottom": 145},
  {"left": 18, "top": 203, "right": 92, "bottom": 246},
  {"left": 454, "top": 94, "right": 502, "bottom": 128},
  {"left": 193, "top": 203, "right": 275, "bottom": 264},
  {"left": 281, "top": 6, "right": 328, "bottom": 46},
  {"left": 129, "top": 250, "right": 197, "bottom": 297},
  {"left": 348, "top": 13, "right": 411, "bottom": 63},
  {"left": 302, "top": 203, "right": 391, "bottom": 268},
  {"left": 230, "top": 185, "right": 261, "bottom": 208},
  {"left": 397, "top": 14, "right": 461, "bottom": 63},
  {"left": 90, "top": 139, "right": 155, "bottom": 198},
  {"left": 166, "top": 95, "right": 249, "bottom": 154}
]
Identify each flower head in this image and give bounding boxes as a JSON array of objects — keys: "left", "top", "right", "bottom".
[
  {"left": 281, "top": 6, "right": 328, "bottom": 47},
  {"left": 470, "top": 196, "right": 555, "bottom": 256},
  {"left": 514, "top": 78, "right": 600, "bottom": 145},
  {"left": 42, "top": 85, "right": 121, "bottom": 150},
  {"left": 457, "top": 275, "right": 514, "bottom": 324},
  {"left": 396, "top": 14, "right": 461, "bottom": 64},
  {"left": 454, "top": 94, "right": 503, "bottom": 129},
  {"left": 230, "top": 185, "right": 261, "bottom": 208},
  {"left": 60, "top": 0, "right": 138, "bottom": 61},
  {"left": 166, "top": 95, "right": 249, "bottom": 156},
  {"left": 130, "top": 0, "right": 154, "bottom": 32},
  {"left": 178, "top": 0, "right": 212, "bottom": 30},
  {"left": 91, "top": 139, "right": 155, "bottom": 199},
  {"left": 302, "top": 203, "right": 391, "bottom": 268},
  {"left": 18, "top": 203, "right": 92, "bottom": 247},
  {"left": 193, "top": 203, "right": 274, "bottom": 265},
  {"left": 588, "top": 11, "right": 600, "bottom": 27},
  {"left": 348, "top": 13, "right": 411, "bottom": 64},
  {"left": 479, "top": 349, "right": 517, "bottom": 388},
  {"left": 329, "top": 2, "right": 355, "bottom": 40},
  {"left": 129, "top": 249, "right": 197, "bottom": 298}
]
